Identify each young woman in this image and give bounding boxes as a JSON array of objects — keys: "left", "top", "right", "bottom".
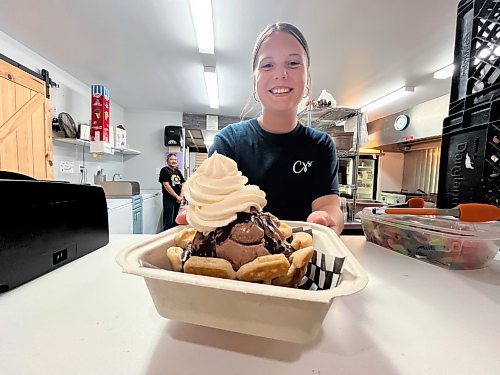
[{"left": 181, "top": 23, "right": 344, "bottom": 234}]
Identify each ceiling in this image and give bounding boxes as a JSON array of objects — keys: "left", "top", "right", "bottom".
[
  {"left": 185, "top": 128, "right": 206, "bottom": 151},
  {"left": 0, "top": 0, "right": 458, "bottom": 123}
]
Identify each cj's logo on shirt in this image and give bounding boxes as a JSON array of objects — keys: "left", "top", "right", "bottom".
[{"left": 293, "top": 160, "right": 313, "bottom": 174}]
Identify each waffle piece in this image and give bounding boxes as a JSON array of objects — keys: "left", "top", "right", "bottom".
[
  {"left": 272, "top": 246, "right": 314, "bottom": 288},
  {"left": 166, "top": 246, "right": 183, "bottom": 272},
  {"left": 184, "top": 256, "right": 236, "bottom": 280},
  {"left": 236, "top": 254, "right": 290, "bottom": 283},
  {"left": 175, "top": 228, "right": 197, "bottom": 249},
  {"left": 278, "top": 222, "right": 293, "bottom": 239},
  {"left": 291, "top": 232, "right": 313, "bottom": 251}
]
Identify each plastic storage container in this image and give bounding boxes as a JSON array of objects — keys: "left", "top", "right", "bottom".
[
  {"left": 448, "top": 0, "right": 500, "bottom": 115},
  {"left": 359, "top": 209, "right": 500, "bottom": 270},
  {"left": 438, "top": 97, "right": 500, "bottom": 208},
  {"left": 116, "top": 221, "right": 368, "bottom": 343}
]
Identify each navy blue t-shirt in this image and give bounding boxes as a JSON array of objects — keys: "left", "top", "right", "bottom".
[{"left": 209, "top": 118, "right": 339, "bottom": 221}]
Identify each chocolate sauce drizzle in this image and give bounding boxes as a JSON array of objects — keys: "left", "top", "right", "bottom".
[{"left": 186, "top": 209, "right": 292, "bottom": 263}]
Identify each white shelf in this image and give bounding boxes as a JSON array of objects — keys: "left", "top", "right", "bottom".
[{"left": 53, "top": 137, "right": 141, "bottom": 155}]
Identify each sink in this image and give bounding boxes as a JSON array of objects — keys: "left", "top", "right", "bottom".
[{"left": 101, "top": 181, "right": 141, "bottom": 197}]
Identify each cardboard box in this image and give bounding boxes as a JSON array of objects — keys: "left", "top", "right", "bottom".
[
  {"left": 115, "top": 125, "right": 127, "bottom": 150},
  {"left": 90, "top": 85, "right": 110, "bottom": 143},
  {"left": 78, "top": 123, "right": 90, "bottom": 141},
  {"left": 109, "top": 125, "right": 115, "bottom": 148}
]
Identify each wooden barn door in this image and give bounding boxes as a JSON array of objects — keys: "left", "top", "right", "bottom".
[{"left": 0, "top": 58, "right": 53, "bottom": 179}]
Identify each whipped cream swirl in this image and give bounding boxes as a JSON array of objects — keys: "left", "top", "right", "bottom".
[{"left": 185, "top": 152, "right": 267, "bottom": 233}]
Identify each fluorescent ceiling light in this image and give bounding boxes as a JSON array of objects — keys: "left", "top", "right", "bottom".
[
  {"left": 189, "top": 0, "right": 215, "bottom": 54},
  {"left": 204, "top": 66, "right": 219, "bottom": 109},
  {"left": 361, "top": 86, "right": 415, "bottom": 112},
  {"left": 433, "top": 64, "right": 455, "bottom": 79}
]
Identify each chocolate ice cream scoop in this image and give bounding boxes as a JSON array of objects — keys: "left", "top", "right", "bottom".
[
  {"left": 216, "top": 240, "right": 270, "bottom": 270},
  {"left": 189, "top": 209, "right": 292, "bottom": 270},
  {"left": 230, "top": 222, "right": 264, "bottom": 244}
]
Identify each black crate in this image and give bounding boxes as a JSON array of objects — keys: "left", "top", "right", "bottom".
[
  {"left": 437, "top": 98, "right": 500, "bottom": 208},
  {"left": 449, "top": 0, "right": 500, "bottom": 115}
]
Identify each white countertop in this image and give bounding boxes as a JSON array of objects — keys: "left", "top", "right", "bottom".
[
  {"left": 141, "top": 189, "right": 161, "bottom": 199},
  {"left": 106, "top": 198, "right": 132, "bottom": 210},
  {"left": 1, "top": 235, "right": 499, "bottom": 375},
  {"left": 105, "top": 190, "right": 161, "bottom": 209}
]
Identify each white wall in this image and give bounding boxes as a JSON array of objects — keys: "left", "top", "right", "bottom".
[
  {"left": 377, "top": 152, "right": 404, "bottom": 198},
  {"left": 124, "top": 111, "right": 183, "bottom": 190},
  {"left": 1, "top": 30, "right": 126, "bottom": 183},
  {"left": 52, "top": 143, "right": 125, "bottom": 184},
  {"left": 189, "top": 151, "right": 197, "bottom": 176},
  {"left": 0, "top": 30, "right": 124, "bottom": 125},
  {"left": 2, "top": 30, "right": 204, "bottom": 191}
]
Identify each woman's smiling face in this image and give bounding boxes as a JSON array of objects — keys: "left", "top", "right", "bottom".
[{"left": 254, "top": 31, "right": 308, "bottom": 114}]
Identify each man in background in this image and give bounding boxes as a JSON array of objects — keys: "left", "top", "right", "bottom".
[{"left": 159, "top": 153, "right": 185, "bottom": 230}]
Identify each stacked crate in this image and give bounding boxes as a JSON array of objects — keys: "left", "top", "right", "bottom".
[{"left": 437, "top": 0, "right": 500, "bottom": 208}]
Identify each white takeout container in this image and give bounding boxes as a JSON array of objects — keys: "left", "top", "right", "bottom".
[{"left": 116, "top": 221, "right": 368, "bottom": 343}]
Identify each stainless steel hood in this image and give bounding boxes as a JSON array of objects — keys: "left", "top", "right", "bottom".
[{"left": 365, "top": 95, "right": 449, "bottom": 151}]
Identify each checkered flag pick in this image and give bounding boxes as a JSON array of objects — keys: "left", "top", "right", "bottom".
[
  {"left": 299, "top": 250, "right": 346, "bottom": 291},
  {"left": 292, "top": 226, "right": 346, "bottom": 291}
]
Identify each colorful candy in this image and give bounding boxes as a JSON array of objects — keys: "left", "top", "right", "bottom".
[{"left": 360, "top": 211, "right": 499, "bottom": 270}]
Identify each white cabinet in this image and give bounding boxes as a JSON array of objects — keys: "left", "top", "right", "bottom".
[
  {"left": 107, "top": 199, "right": 133, "bottom": 234},
  {"left": 142, "top": 192, "right": 163, "bottom": 234}
]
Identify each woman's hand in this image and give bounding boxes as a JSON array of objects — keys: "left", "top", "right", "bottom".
[
  {"left": 309, "top": 195, "right": 345, "bottom": 235},
  {"left": 307, "top": 210, "right": 340, "bottom": 234}
]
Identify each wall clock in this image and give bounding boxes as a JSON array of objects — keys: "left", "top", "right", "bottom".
[{"left": 394, "top": 114, "right": 410, "bottom": 131}]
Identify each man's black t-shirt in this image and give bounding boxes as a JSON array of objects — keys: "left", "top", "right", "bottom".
[
  {"left": 209, "top": 118, "right": 339, "bottom": 221},
  {"left": 159, "top": 166, "right": 185, "bottom": 201}
]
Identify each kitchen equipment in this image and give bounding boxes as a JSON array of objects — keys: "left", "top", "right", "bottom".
[
  {"left": 365, "top": 95, "right": 447, "bottom": 151},
  {"left": 107, "top": 199, "right": 133, "bottom": 234},
  {"left": 0, "top": 172, "right": 109, "bottom": 292},
  {"left": 101, "top": 181, "right": 141, "bottom": 197},
  {"left": 94, "top": 175, "right": 106, "bottom": 185},
  {"left": 380, "top": 191, "right": 426, "bottom": 205},
  {"left": 142, "top": 192, "right": 163, "bottom": 234},
  {"left": 359, "top": 208, "right": 499, "bottom": 270},
  {"left": 116, "top": 222, "right": 368, "bottom": 343},
  {"left": 380, "top": 192, "right": 406, "bottom": 205},
  {"left": 56, "top": 112, "right": 78, "bottom": 138},
  {"left": 390, "top": 197, "right": 425, "bottom": 208},
  {"left": 349, "top": 199, "right": 386, "bottom": 220},
  {"left": 356, "top": 157, "right": 378, "bottom": 199},
  {"left": 94, "top": 168, "right": 106, "bottom": 185},
  {"left": 384, "top": 203, "right": 500, "bottom": 222},
  {"left": 132, "top": 195, "right": 143, "bottom": 234}
]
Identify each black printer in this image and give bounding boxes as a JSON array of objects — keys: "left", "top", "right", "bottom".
[{"left": 0, "top": 172, "right": 109, "bottom": 292}]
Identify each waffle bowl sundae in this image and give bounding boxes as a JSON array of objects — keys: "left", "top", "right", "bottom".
[
  {"left": 165, "top": 152, "right": 315, "bottom": 287},
  {"left": 116, "top": 155, "right": 369, "bottom": 342}
]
